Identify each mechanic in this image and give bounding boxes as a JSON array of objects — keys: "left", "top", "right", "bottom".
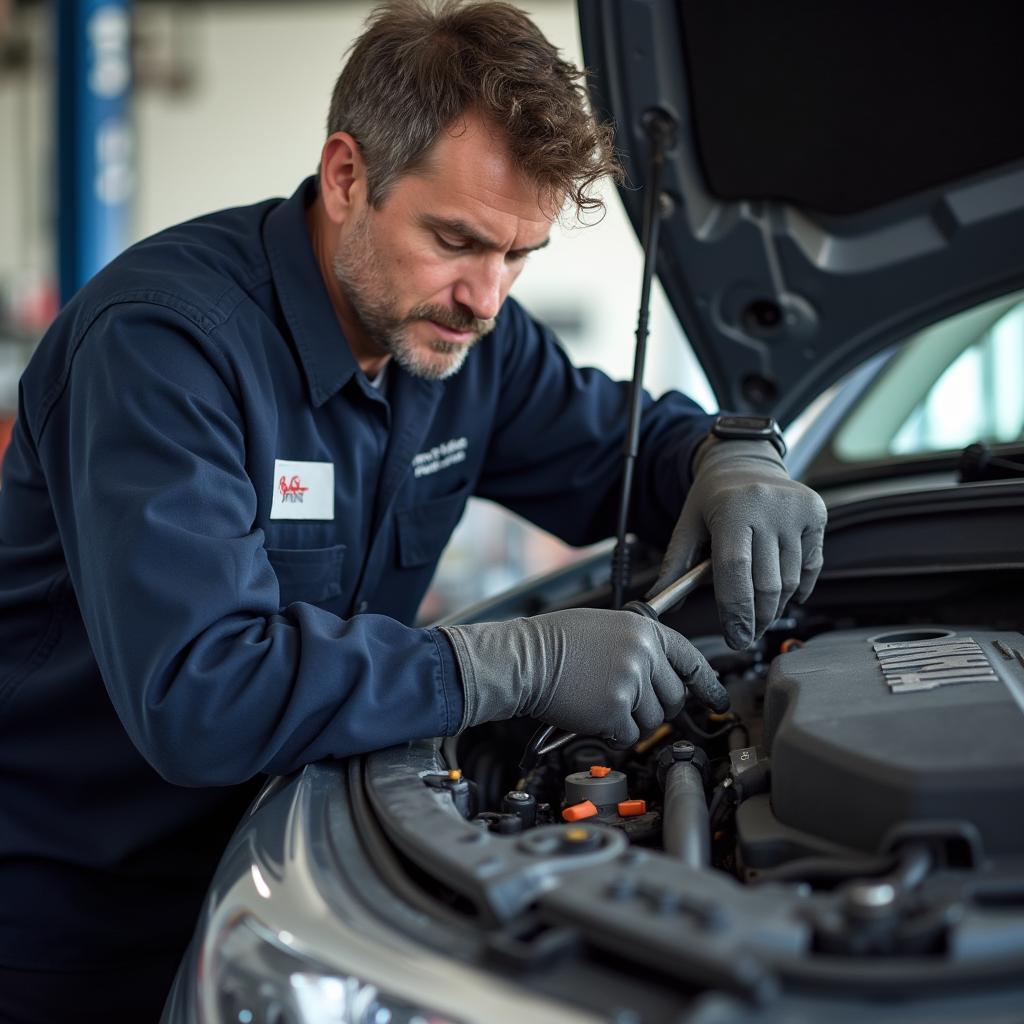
[{"left": 0, "top": 1, "right": 826, "bottom": 1019}]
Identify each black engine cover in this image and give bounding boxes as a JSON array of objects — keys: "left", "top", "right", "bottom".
[{"left": 763, "top": 627, "right": 1024, "bottom": 857}]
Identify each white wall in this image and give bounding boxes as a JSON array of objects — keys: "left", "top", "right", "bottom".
[{"left": 133, "top": 0, "right": 709, "bottom": 402}]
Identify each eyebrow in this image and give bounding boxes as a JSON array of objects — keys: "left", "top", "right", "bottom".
[{"left": 422, "top": 215, "right": 551, "bottom": 257}]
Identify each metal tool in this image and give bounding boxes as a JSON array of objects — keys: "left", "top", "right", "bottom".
[
  {"left": 622, "top": 557, "right": 713, "bottom": 620},
  {"left": 533, "top": 558, "right": 714, "bottom": 758}
]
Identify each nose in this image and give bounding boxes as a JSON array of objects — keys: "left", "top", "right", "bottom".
[{"left": 453, "top": 254, "right": 505, "bottom": 322}]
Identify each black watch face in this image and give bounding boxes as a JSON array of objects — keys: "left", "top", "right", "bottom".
[
  {"left": 720, "top": 417, "right": 770, "bottom": 430},
  {"left": 712, "top": 415, "right": 786, "bottom": 455},
  {"left": 717, "top": 416, "right": 773, "bottom": 431}
]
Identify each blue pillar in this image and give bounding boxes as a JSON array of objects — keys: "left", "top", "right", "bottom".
[{"left": 57, "top": 0, "right": 134, "bottom": 306}]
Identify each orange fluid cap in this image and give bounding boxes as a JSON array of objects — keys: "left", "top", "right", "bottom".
[
  {"left": 617, "top": 799, "right": 646, "bottom": 817},
  {"left": 562, "top": 800, "right": 598, "bottom": 822},
  {"left": 589, "top": 765, "right": 611, "bottom": 777},
  {"left": 447, "top": 769, "right": 462, "bottom": 781}
]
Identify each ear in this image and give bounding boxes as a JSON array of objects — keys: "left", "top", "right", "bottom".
[{"left": 318, "top": 132, "right": 366, "bottom": 225}]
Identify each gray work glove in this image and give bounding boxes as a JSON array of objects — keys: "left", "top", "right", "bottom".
[
  {"left": 650, "top": 438, "right": 827, "bottom": 650},
  {"left": 441, "top": 608, "right": 727, "bottom": 747}
]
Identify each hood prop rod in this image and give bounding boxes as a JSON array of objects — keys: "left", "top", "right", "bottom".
[{"left": 611, "top": 108, "right": 678, "bottom": 609}]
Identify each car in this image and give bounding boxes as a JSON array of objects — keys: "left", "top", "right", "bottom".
[{"left": 162, "top": 2, "right": 1024, "bottom": 1021}]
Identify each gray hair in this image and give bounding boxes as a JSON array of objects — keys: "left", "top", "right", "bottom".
[{"left": 325, "top": 0, "right": 621, "bottom": 214}]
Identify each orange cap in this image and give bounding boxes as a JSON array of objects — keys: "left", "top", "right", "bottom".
[
  {"left": 617, "top": 799, "right": 646, "bottom": 817},
  {"left": 562, "top": 800, "right": 598, "bottom": 822},
  {"left": 589, "top": 765, "right": 611, "bottom": 777}
]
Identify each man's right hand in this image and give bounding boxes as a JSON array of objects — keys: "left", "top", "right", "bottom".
[{"left": 440, "top": 608, "right": 726, "bottom": 748}]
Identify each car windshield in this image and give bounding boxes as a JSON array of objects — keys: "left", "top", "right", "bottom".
[{"left": 831, "top": 290, "right": 1024, "bottom": 461}]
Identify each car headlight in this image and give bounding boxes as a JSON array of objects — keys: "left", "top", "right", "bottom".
[{"left": 213, "top": 915, "right": 462, "bottom": 1024}]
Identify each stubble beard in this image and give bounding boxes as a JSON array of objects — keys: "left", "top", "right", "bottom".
[{"left": 331, "top": 213, "right": 495, "bottom": 382}]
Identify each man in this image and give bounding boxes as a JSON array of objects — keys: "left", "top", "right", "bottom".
[{"left": 0, "top": 1, "right": 826, "bottom": 1019}]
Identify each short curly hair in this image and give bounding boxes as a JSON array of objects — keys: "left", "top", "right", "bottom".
[{"left": 326, "top": 0, "right": 622, "bottom": 216}]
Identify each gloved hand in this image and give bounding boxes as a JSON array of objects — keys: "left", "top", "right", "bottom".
[
  {"left": 440, "top": 608, "right": 727, "bottom": 747},
  {"left": 650, "top": 438, "right": 827, "bottom": 650}
]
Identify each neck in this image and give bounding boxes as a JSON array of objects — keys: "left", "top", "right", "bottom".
[{"left": 305, "top": 196, "right": 391, "bottom": 378}]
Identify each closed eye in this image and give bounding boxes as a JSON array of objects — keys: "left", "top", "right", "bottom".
[{"left": 436, "top": 234, "right": 472, "bottom": 253}]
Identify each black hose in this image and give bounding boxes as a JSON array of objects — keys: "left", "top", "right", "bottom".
[
  {"left": 707, "top": 781, "right": 736, "bottom": 830},
  {"left": 751, "top": 852, "right": 901, "bottom": 887},
  {"left": 662, "top": 761, "right": 710, "bottom": 867},
  {"left": 518, "top": 723, "right": 556, "bottom": 777},
  {"left": 751, "top": 840, "right": 936, "bottom": 890}
]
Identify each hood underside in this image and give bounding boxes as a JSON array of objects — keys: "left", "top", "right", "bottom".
[{"left": 578, "top": 0, "right": 1024, "bottom": 423}]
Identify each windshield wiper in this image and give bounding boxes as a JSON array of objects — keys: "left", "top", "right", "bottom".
[{"left": 959, "top": 442, "right": 1024, "bottom": 482}]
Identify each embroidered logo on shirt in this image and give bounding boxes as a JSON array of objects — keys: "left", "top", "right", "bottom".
[
  {"left": 271, "top": 460, "right": 334, "bottom": 520},
  {"left": 412, "top": 436, "right": 468, "bottom": 478}
]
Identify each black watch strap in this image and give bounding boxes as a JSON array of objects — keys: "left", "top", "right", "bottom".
[{"left": 710, "top": 415, "right": 787, "bottom": 458}]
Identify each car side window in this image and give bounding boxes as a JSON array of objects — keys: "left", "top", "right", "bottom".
[{"left": 833, "top": 292, "right": 1024, "bottom": 461}]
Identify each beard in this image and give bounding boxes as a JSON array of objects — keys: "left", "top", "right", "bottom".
[{"left": 331, "top": 212, "right": 495, "bottom": 381}]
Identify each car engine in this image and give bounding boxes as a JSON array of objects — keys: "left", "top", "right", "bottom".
[
  {"left": 756, "top": 627, "right": 1024, "bottom": 863},
  {"left": 352, "top": 575, "right": 1024, "bottom": 1015},
  {"left": 454, "top": 623, "right": 1024, "bottom": 880}
]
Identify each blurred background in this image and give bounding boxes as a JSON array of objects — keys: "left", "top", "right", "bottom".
[{"left": 0, "top": 0, "right": 716, "bottom": 619}]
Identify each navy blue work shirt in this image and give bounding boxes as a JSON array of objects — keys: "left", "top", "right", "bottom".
[{"left": 0, "top": 177, "right": 713, "bottom": 970}]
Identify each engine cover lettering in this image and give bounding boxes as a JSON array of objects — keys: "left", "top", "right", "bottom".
[{"left": 873, "top": 635, "right": 997, "bottom": 693}]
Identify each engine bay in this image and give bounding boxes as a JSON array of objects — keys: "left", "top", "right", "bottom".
[
  {"left": 456, "top": 623, "right": 1024, "bottom": 878},
  {"left": 359, "top": 609, "right": 1024, "bottom": 1007}
]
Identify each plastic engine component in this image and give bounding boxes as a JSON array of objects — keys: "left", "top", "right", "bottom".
[
  {"left": 763, "top": 627, "right": 1024, "bottom": 857},
  {"left": 564, "top": 768, "right": 629, "bottom": 809}
]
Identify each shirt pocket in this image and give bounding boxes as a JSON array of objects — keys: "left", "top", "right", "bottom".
[
  {"left": 265, "top": 543, "right": 346, "bottom": 608},
  {"left": 395, "top": 489, "right": 470, "bottom": 569}
]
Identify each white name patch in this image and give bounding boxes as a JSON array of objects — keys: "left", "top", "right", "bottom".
[
  {"left": 412, "top": 436, "right": 468, "bottom": 478},
  {"left": 270, "top": 459, "right": 334, "bottom": 520}
]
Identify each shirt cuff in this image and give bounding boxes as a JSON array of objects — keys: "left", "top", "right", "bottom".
[{"left": 429, "top": 627, "right": 465, "bottom": 736}]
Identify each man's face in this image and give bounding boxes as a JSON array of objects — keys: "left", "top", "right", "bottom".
[{"left": 329, "top": 112, "right": 555, "bottom": 380}]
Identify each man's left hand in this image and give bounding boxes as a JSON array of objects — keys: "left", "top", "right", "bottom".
[{"left": 650, "top": 438, "right": 827, "bottom": 650}]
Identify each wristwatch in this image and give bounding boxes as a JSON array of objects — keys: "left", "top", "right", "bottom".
[{"left": 710, "top": 414, "right": 787, "bottom": 458}]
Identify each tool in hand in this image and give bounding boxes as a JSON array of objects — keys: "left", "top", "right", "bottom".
[
  {"left": 623, "top": 557, "right": 713, "bottom": 621},
  {"left": 532, "top": 558, "right": 714, "bottom": 758}
]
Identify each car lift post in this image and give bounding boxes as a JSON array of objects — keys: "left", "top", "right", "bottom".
[{"left": 57, "top": 0, "right": 134, "bottom": 306}]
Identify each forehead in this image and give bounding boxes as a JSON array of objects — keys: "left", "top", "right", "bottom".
[{"left": 392, "top": 112, "right": 557, "bottom": 248}]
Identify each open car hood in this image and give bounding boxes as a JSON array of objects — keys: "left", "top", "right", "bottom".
[{"left": 578, "top": 0, "right": 1024, "bottom": 425}]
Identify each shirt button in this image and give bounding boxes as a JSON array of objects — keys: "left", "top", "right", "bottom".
[{"left": 355, "top": 600, "right": 369, "bottom": 614}]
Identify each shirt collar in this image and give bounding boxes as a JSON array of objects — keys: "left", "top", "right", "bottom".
[{"left": 263, "top": 176, "right": 358, "bottom": 407}]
